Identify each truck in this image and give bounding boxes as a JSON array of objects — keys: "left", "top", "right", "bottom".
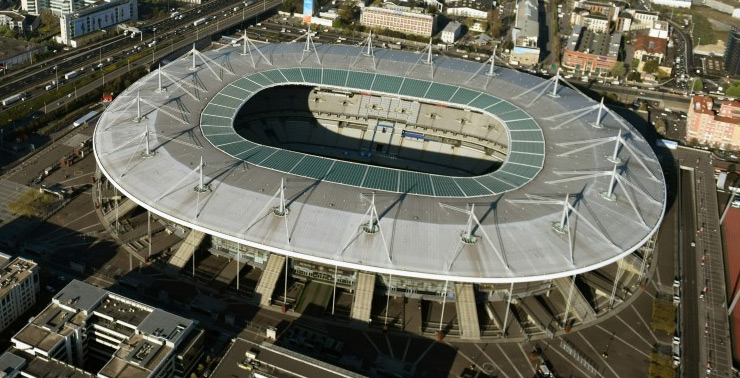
[
  {"left": 170, "top": 11, "right": 180, "bottom": 18},
  {"left": 193, "top": 18, "right": 206, "bottom": 26},
  {"left": 1, "top": 93, "right": 24, "bottom": 106},
  {"left": 64, "top": 70, "right": 79, "bottom": 80}
]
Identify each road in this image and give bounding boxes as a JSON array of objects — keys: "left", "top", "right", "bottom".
[
  {"left": 679, "top": 168, "right": 699, "bottom": 378},
  {"left": 1, "top": 0, "right": 281, "bottom": 119},
  {"left": 674, "top": 147, "right": 732, "bottom": 378},
  {"left": 0, "top": 0, "right": 276, "bottom": 106}
]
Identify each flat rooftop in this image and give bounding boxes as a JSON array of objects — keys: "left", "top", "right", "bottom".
[
  {"left": 211, "top": 338, "right": 367, "bottom": 378},
  {"left": 0, "top": 254, "right": 36, "bottom": 299}
]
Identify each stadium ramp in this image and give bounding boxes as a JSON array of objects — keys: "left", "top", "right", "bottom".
[
  {"left": 455, "top": 283, "right": 481, "bottom": 340},
  {"left": 350, "top": 272, "right": 375, "bottom": 323}
]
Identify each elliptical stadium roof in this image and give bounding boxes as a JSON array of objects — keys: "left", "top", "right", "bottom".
[{"left": 93, "top": 42, "right": 666, "bottom": 283}]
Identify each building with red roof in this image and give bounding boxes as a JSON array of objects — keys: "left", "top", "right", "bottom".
[{"left": 633, "top": 34, "right": 668, "bottom": 63}]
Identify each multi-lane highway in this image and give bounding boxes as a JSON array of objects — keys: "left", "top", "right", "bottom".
[
  {"left": 0, "top": 0, "right": 275, "bottom": 102},
  {"left": 0, "top": 0, "right": 280, "bottom": 122},
  {"left": 675, "top": 147, "right": 732, "bottom": 378},
  {"left": 679, "top": 167, "right": 699, "bottom": 378}
]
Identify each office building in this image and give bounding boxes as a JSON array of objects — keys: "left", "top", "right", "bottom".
[
  {"left": 0, "top": 253, "right": 39, "bottom": 333},
  {"left": 59, "top": 0, "right": 137, "bottom": 46},
  {"left": 11, "top": 280, "right": 203, "bottom": 378},
  {"left": 360, "top": 3, "right": 437, "bottom": 37},
  {"left": 725, "top": 26, "right": 740, "bottom": 76},
  {"left": 562, "top": 25, "right": 621, "bottom": 75}
]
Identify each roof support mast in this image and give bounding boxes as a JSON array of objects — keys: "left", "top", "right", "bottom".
[
  {"left": 351, "top": 31, "right": 376, "bottom": 70},
  {"left": 440, "top": 203, "right": 510, "bottom": 271},
  {"left": 407, "top": 39, "right": 434, "bottom": 78},
  {"left": 549, "top": 68, "right": 561, "bottom": 98},
  {"left": 240, "top": 31, "right": 272, "bottom": 68},
  {"left": 590, "top": 97, "right": 605, "bottom": 128},
  {"left": 157, "top": 64, "right": 165, "bottom": 92},
  {"left": 300, "top": 24, "right": 321, "bottom": 65},
  {"left": 338, "top": 192, "right": 392, "bottom": 262},
  {"left": 134, "top": 91, "right": 143, "bottom": 122}
]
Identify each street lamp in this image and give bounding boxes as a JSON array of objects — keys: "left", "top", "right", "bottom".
[{"left": 152, "top": 28, "right": 157, "bottom": 64}]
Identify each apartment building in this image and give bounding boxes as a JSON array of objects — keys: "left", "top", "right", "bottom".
[
  {"left": 10, "top": 280, "right": 203, "bottom": 378},
  {"left": 0, "top": 253, "right": 39, "bottom": 333},
  {"left": 445, "top": 0, "right": 493, "bottom": 20},
  {"left": 686, "top": 95, "right": 740, "bottom": 149}
]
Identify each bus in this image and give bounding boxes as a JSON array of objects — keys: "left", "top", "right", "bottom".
[{"left": 193, "top": 18, "right": 206, "bottom": 26}]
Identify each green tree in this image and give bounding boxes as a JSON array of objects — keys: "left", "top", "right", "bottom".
[
  {"left": 610, "top": 61, "right": 626, "bottom": 77},
  {"left": 726, "top": 81, "right": 740, "bottom": 97},
  {"left": 338, "top": 2, "right": 359, "bottom": 24},
  {"left": 489, "top": 19, "right": 502, "bottom": 37},
  {"left": 0, "top": 26, "right": 15, "bottom": 38},
  {"left": 690, "top": 77, "right": 704, "bottom": 92},
  {"left": 643, "top": 59, "right": 659, "bottom": 74}
]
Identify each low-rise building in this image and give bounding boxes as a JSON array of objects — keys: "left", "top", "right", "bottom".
[
  {"left": 445, "top": 0, "right": 493, "bottom": 20},
  {"left": 648, "top": 20, "right": 669, "bottom": 39},
  {"left": 687, "top": 95, "right": 740, "bottom": 149},
  {"left": 571, "top": 11, "right": 610, "bottom": 33},
  {"left": 562, "top": 25, "right": 621, "bottom": 75},
  {"left": 633, "top": 34, "right": 668, "bottom": 63},
  {"left": 0, "top": 11, "right": 33, "bottom": 32},
  {"left": 625, "top": 9, "right": 659, "bottom": 30},
  {"left": 11, "top": 280, "right": 204, "bottom": 378},
  {"left": 360, "top": 3, "right": 437, "bottom": 37},
  {"left": 441, "top": 21, "right": 462, "bottom": 44},
  {"left": 0, "top": 253, "right": 39, "bottom": 333},
  {"left": 650, "top": 0, "right": 691, "bottom": 8},
  {"left": 0, "top": 37, "right": 46, "bottom": 68},
  {"left": 615, "top": 11, "right": 631, "bottom": 32},
  {"left": 510, "top": 0, "right": 539, "bottom": 67},
  {"left": 58, "top": 0, "right": 138, "bottom": 47},
  {"left": 571, "top": 0, "right": 621, "bottom": 23}
]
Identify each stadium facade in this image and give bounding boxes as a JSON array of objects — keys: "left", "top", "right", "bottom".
[{"left": 93, "top": 40, "right": 666, "bottom": 340}]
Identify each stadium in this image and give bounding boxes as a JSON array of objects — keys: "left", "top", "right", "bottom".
[{"left": 93, "top": 38, "right": 666, "bottom": 340}]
